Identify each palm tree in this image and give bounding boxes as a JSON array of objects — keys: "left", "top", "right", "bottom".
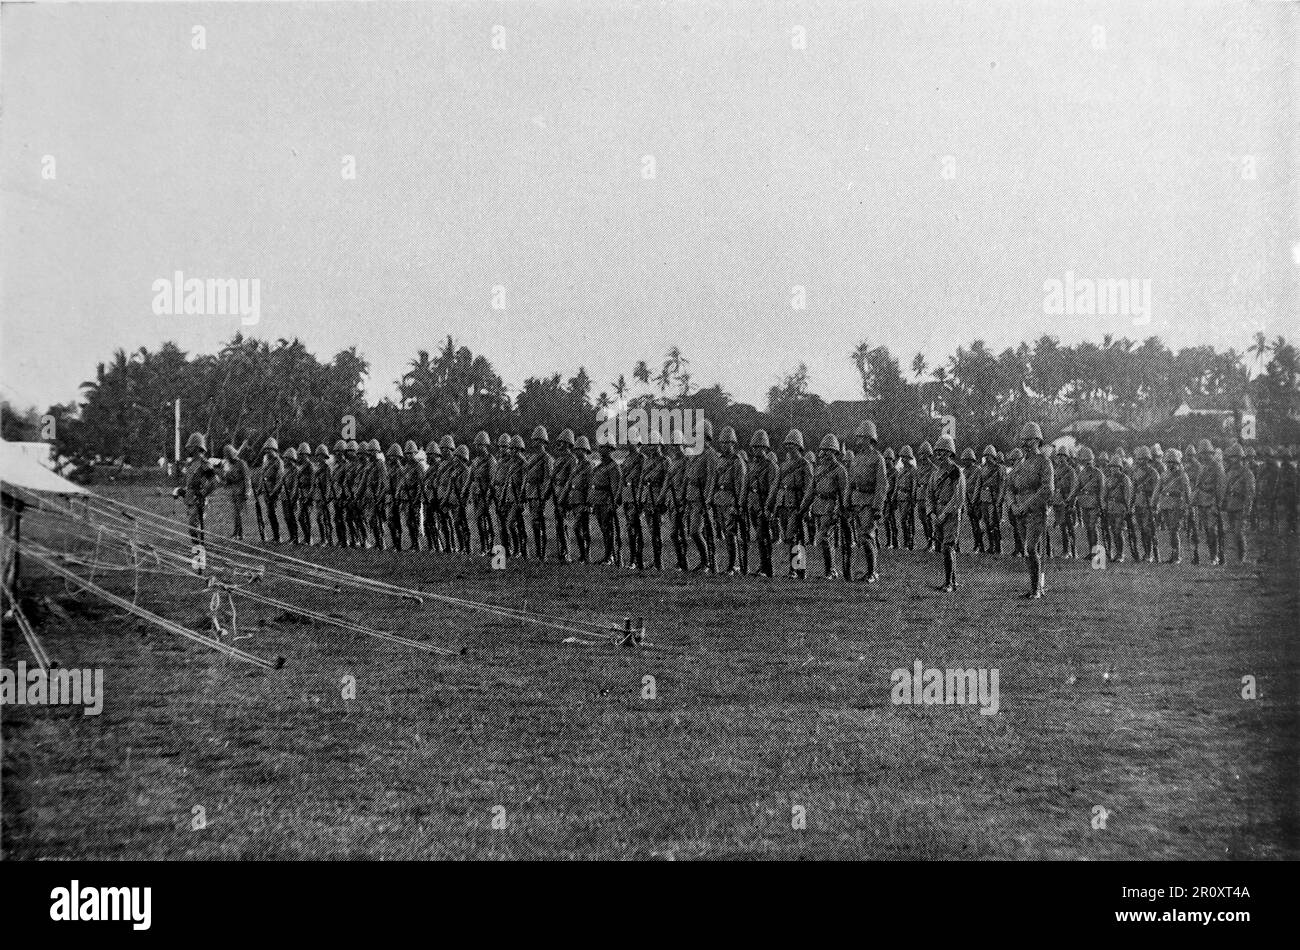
[
  {"left": 611, "top": 374, "right": 629, "bottom": 403},
  {"left": 632, "top": 360, "right": 651, "bottom": 387},
  {"left": 653, "top": 367, "right": 673, "bottom": 395},
  {"left": 1250, "top": 331, "right": 1271, "bottom": 372},
  {"left": 911, "top": 352, "right": 928, "bottom": 381},
  {"left": 850, "top": 341, "right": 873, "bottom": 398},
  {"left": 677, "top": 371, "right": 693, "bottom": 397}
]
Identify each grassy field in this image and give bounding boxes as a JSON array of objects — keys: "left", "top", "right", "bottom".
[{"left": 3, "top": 484, "right": 1297, "bottom": 859}]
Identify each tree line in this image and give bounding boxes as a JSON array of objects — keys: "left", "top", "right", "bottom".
[{"left": 3, "top": 330, "right": 1297, "bottom": 470}]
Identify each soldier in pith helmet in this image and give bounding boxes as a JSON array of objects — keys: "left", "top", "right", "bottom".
[
  {"left": 1104, "top": 453, "right": 1134, "bottom": 562},
  {"left": 1131, "top": 446, "right": 1161, "bottom": 562},
  {"left": 1157, "top": 449, "right": 1191, "bottom": 562},
  {"left": 1221, "top": 443, "right": 1255, "bottom": 563},
  {"left": 928, "top": 436, "right": 966, "bottom": 592},
  {"left": 1071, "top": 447, "right": 1105, "bottom": 558},
  {"left": 560, "top": 435, "right": 594, "bottom": 563},
  {"left": 846, "top": 420, "right": 888, "bottom": 582},
  {"left": 801, "top": 434, "right": 848, "bottom": 579},
  {"left": 915, "top": 440, "right": 937, "bottom": 551},
  {"left": 310, "top": 443, "right": 334, "bottom": 546},
  {"left": 280, "top": 445, "right": 302, "bottom": 545},
  {"left": 329, "top": 440, "right": 349, "bottom": 546},
  {"left": 1192, "top": 438, "right": 1225, "bottom": 565},
  {"left": 259, "top": 437, "right": 286, "bottom": 544},
  {"left": 1050, "top": 445, "right": 1077, "bottom": 558},
  {"left": 767, "top": 429, "right": 813, "bottom": 577},
  {"left": 958, "top": 447, "right": 982, "bottom": 554},
  {"left": 467, "top": 431, "right": 498, "bottom": 556},
  {"left": 894, "top": 445, "right": 919, "bottom": 550},
  {"left": 881, "top": 447, "right": 899, "bottom": 550},
  {"left": 621, "top": 426, "right": 648, "bottom": 570},
  {"left": 1001, "top": 447, "right": 1026, "bottom": 557},
  {"left": 1008, "top": 423, "right": 1053, "bottom": 597},
  {"left": 683, "top": 419, "right": 719, "bottom": 573},
  {"left": 294, "top": 442, "right": 315, "bottom": 545},
  {"left": 174, "top": 432, "right": 221, "bottom": 545},
  {"left": 658, "top": 428, "right": 690, "bottom": 571},
  {"left": 639, "top": 429, "right": 672, "bottom": 571},
  {"left": 491, "top": 435, "right": 514, "bottom": 556},
  {"left": 744, "top": 429, "right": 778, "bottom": 576},
  {"left": 711, "top": 426, "right": 746, "bottom": 575},
  {"left": 590, "top": 430, "right": 623, "bottom": 566},
  {"left": 220, "top": 443, "right": 253, "bottom": 541},
  {"left": 978, "top": 446, "right": 1003, "bottom": 555},
  {"left": 520, "top": 426, "right": 554, "bottom": 561},
  {"left": 548, "top": 429, "right": 577, "bottom": 562}
]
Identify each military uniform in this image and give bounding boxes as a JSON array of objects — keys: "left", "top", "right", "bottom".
[
  {"left": 505, "top": 438, "right": 529, "bottom": 558},
  {"left": 469, "top": 437, "right": 499, "bottom": 555},
  {"left": 768, "top": 435, "right": 813, "bottom": 575},
  {"left": 1131, "top": 451, "right": 1161, "bottom": 562},
  {"left": 711, "top": 432, "right": 747, "bottom": 575},
  {"left": 547, "top": 433, "right": 577, "bottom": 562},
  {"left": 928, "top": 442, "right": 966, "bottom": 591},
  {"left": 1050, "top": 454, "right": 1078, "bottom": 558},
  {"left": 560, "top": 439, "right": 593, "bottom": 563},
  {"left": 1221, "top": 446, "right": 1256, "bottom": 562},
  {"left": 620, "top": 441, "right": 647, "bottom": 569},
  {"left": 683, "top": 435, "right": 719, "bottom": 572},
  {"left": 260, "top": 444, "right": 286, "bottom": 544},
  {"left": 977, "top": 450, "right": 1004, "bottom": 554},
  {"left": 802, "top": 439, "right": 848, "bottom": 579},
  {"left": 1072, "top": 455, "right": 1106, "bottom": 554},
  {"left": 959, "top": 454, "right": 982, "bottom": 553},
  {"left": 639, "top": 442, "right": 672, "bottom": 571},
  {"left": 220, "top": 447, "right": 252, "bottom": 540},
  {"left": 1104, "top": 463, "right": 1134, "bottom": 561},
  {"left": 445, "top": 447, "right": 472, "bottom": 553},
  {"left": 331, "top": 444, "right": 353, "bottom": 547},
  {"left": 490, "top": 439, "right": 514, "bottom": 555},
  {"left": 177, "top": 436, "right": 221, "bottom": 545},
  {"left": 743, "top": 434, "right": 778, "bottom": 576},
  {"left": 659, "top": 441, "right": 690, "bottom": 571},
  {"left": 1192, "top": 444, "right": 1225, "bottom": 564},
  {"left": 523, "top": 431, "right": 555, "bottom": 561},
  {"left": 1008, "top": 426, "right": 1054, "bottom": 597},
  {"left": 1156, "top": 452, "right": 1192, "bottom": 562},
  {"left": 589, "top": 446, "right": 623, "bottom": 565},
  {"left": 280, "top": 449, "right": 302, "bottom": 544},
  {"left": 846, "top": 434, "right": 888, "bottom": 580},
  {"left": 297, "top": 447, "right": 316, "bottom": 545},
  {"left": 894, "top": 450, "right": 920, "bottom": 550}
]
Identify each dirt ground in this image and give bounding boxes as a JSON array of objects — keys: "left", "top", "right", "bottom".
[{"left": 2, "top": 485, "right": 1296, "bottom": 859}]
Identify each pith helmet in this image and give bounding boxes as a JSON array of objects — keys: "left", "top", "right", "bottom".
[
  {"left": 475, "top": 430, "right": 492, "bottom": 447},
  {"left": 1107, "top": 455, "right": 1121, "bottom": 467},
  {"left": 1008, "top": 448, "right": 1024, "bottom": 462},
  {"left": 918, "top": 440, "right": 934, "bottom": 457},
  {"left": 439, "top": 434, "right": 455, "bottom": 450},
  {"left": 333, "top": 439, "right": 347, "bottom": 453},
  {"left": 883, "top": 447, "right": 896, "bottom": 460},
  {"left": 386, "top": 443, "right": 402, "bottom": 458},
  {"left": 1185, "top": 444, "right": 1197, "bottom": 457},
  {"left": 1196, "top": 438, "right": 1213, "bottom": 454},
  {"left": 575, "top": 435, "right": 592, "bottom": 451},
  {"left": 854, "top": 420, "right": 878, "bottom": 441},
  {"left": 455, "top": 444, "right": 470, "bottom": 461},
  {"left": 345, "top": 440, "right": 359, "bottom": 453},
  {"left": 983, "top": 445, "right": 997, "bottom": 459},
  {"left": 1019, "top": 422, "right": 1043, "bottom": 442},
  {"left": 1077, "top": 447, "right": 1094, "bottom": 463},
  {"left": 497, "top": 434, "right": 511, "bottom": 449},
  {"left": 960, "top": 447, "right": 976, "bottom": 462},
  {"left": 510, "top": 434, "right": 525, "bottom": 449},
  {"left": 1225, "top": 442, "right": 1244, "bottom": 459},
  {"left": 750, "top": 429, "right": 770, "bottom": 449},
  {"left": 783, "top": 429, "right": 805, "bottom": 449},
  {"left": 1151, "top": 442, "right": 1163, "bottom": 456},
  {"left": 719, "top": 426, "right": 738, "bottom": 445},
  {"left": 283, "top": 446, "right": 298, "bottom": 461},
  {"left": 1134, "top": 445, "right": 1151, "bottom": 461},
  {"left": 818, "top": 433, "right": 841, "bottom": 453},
  {"left": 899, "top": 445, "right": 915, "bottom": 460},
  {"left": 315, "top": 443, "right": 330, "bottom": 457},
  {"left": 1165, "top": 448, "right": 1182, "bottom": 464},
  {"left": 186, "top": 432, "right": 207, "bottom": 452},
  {"left": 556, "top": 428, "right": 575, "bottom": 446},
  {"left": 366, "top": 438, "right": 381, "bottom": 453},
  {"left": 296, "top": 442, "right": 310, "bottom": 456},
  {"left": 262, "top": 437, "right": 279, "bottom": 453},
  {"left": 1097, "top": 451, "right": 1110, "bottom": 464},
  {"left": 1056, "top": 444, "right": 1070, "bottom": 456},
  {"left": 935, "top": 435, "right": 956, "bottom": 456},
  {"left": 426, "top": 441, "right": 442, "bottom": 457},
  {"left": 530, "top": 425, "right": 549, "bottom": 443},
  {"left": 404, "top": 439, "right": 419, "bottom": 455}
]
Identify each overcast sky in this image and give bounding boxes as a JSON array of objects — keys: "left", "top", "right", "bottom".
[{"left": 2, "top": 1, "right": 1295, "bottom": 414}]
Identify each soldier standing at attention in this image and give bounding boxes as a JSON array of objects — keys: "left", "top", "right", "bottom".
[
  {"left": 548, "top": 430, "right": 578, "bottom": 562},
  {"left": 522, "top": 426, "right": 554, "bottom": 562},
  {"left": 744, "top": 430, "right": 778, "bottom": 577},
  {"left": 1182, "top": 444, "right": 1201, "bottom": 558},
  {"left": 395, "top": 441, "right": 419, "bottom": 551},
  {"left": 1221, "top": 443, "right": 1255, "bottom": 562},
  {"left": 561, "top": 436, "right": 593, "bottom": 563},
  {"left": 847, "top": 421, "right": 888, "bottom": 581},
  {"left": 881, "top": 447, "right": 899, "bottom": 550},
  {"left": 220, "top": 443, "right": 252, "bottom": 541},
  {"left": 280, "top": 445, "right": 302, "bottom": 545},
  {"left": 379, "top": 443, "right": 401, "bottom": 550},
  {"left": 978, "top": 446, "right": 1003, "bottom": 555},
  {"left": 895, "top": 445, "right": 918, "bottom": 551},
  {"left": 293, "top": 443, "right": 313, "bottom": 545},
  {"left": 959, "top": 448, "right": 982, "bottom": 554},
  {"left": 1131, "top": 446, "right": 1160, "bottom": 562},
  {"left": 683, "top": 420, "right": 719, "bottom": 573},
  {"left": 1008, "top": 423, "right": 1054, "bottom": 598},
  {"left": 711, "top": 427, "right": 747, "bottom": 575},
  {"left": 309, "top": 443, "right": 331, "bottom": 545},
  {"left": 330, "top": 440, "right": 350, "bottom": 547},
  {"left": 620, "top": 428, "right": 647, "bottom": 570},
  {"left": 448, "top": 444, "right": 473, "bottom": 553},
  {"left": 927, "top": 436, "right": 966, "bottom": 592},
  {"left": 802, "top": 434, "right": 848, "bottom": 580},
  {"left": 1104, "top": 454, "right": 1134, "bottom": 562},
  {"left": 174, "top": 433, "right": 221, "bottom": 546},
  {"left": 659, "top": 429, "right": 690, "bottom": 571},
  {"left": 1071, "top": 447, "right": 1105, "bottom": 558},
  {"left": 1192, "top": 438, "right": 1225, "bottom": 565},
  {"left": 1001, "top": 448, "right": 1025, "bottom": 557},
  {"left": 260, "top": 438, "right": 285, "bottom": 545},
  {"left": 639, "top": 430, "right": 672, "bottom": 571},
  {"left": 1157, "top": 448, "right": 1192, "bottom": 563},
  {"left": 490, "top": 435, "right": 513, "bottom": 556},
  {"left": 1256, "top": 447, "right": 1279, "bottom": 534},
  {"left": 590, "top": 432, "right": 623, "bottom": 566},
  {"left": 768, "top": 430, "right": 813, "bottom": 577},
  {"left": 1245, "top": 447, "right": 1261, "bottom": 530},
  {"left": 1050, "top": 446, "right": 1077, "bottom": 558},
  {"left": 915, "top": 441, "right": 936, "bottom": 552},
  {"left": 465, "top": 432, "right": 496, "bottom": 556}
]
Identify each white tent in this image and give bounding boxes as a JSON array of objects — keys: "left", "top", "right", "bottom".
[{"left": 0, "top": 439, "right": 85, "bottom": 495}]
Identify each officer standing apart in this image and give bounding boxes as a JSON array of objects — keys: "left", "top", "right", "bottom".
[{"left": 1008, "top": 423, "right": 1054, "bottom": 598}]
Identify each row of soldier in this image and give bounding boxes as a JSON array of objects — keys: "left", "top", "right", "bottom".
[{"left": 174, "top": 422, "right": 1295, "bottom": 597}]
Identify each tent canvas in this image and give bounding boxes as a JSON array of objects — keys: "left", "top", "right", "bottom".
[{"left": 0, "top": 439, "right": 86, "bottom": 495}]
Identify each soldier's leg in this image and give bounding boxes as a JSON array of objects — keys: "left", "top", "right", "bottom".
[
  {"left": 552, "top": 500, "right": 568, "bottom": 561},
  {"left": 1021, "top": 511, "right": 1044, "bottom": 597},
  {"left": 815, "top": 514, "right": 837, "bottom": 578},
  {"left": 230, "top": 496, "right": 243, "bottom": 540},
  {"left": 264, "top": 495, "right": 281, "bottom": 542},
  {"left": 858, "top": 508, "right": 879, "bottom": 581},
  {"left": 701, "top": 505, "right": 716, "bottom": 571},
  {"left": 624, "top": 503, "right": 641, "bottom": 569},
  {"left": 253, "top": 494, "right": 266, "bottom": 542},
  {"left": 687, "top": 504, "right": 707, "bottom": 571}
]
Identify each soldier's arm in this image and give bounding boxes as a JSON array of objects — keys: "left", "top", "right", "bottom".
[{"left": 1034, "top": 459, "right": 1054, "bottom": 511}]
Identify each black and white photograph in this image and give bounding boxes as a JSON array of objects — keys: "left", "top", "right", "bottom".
[{"left": 0, "top": 0, "right": 1294, "bottom": 924}]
